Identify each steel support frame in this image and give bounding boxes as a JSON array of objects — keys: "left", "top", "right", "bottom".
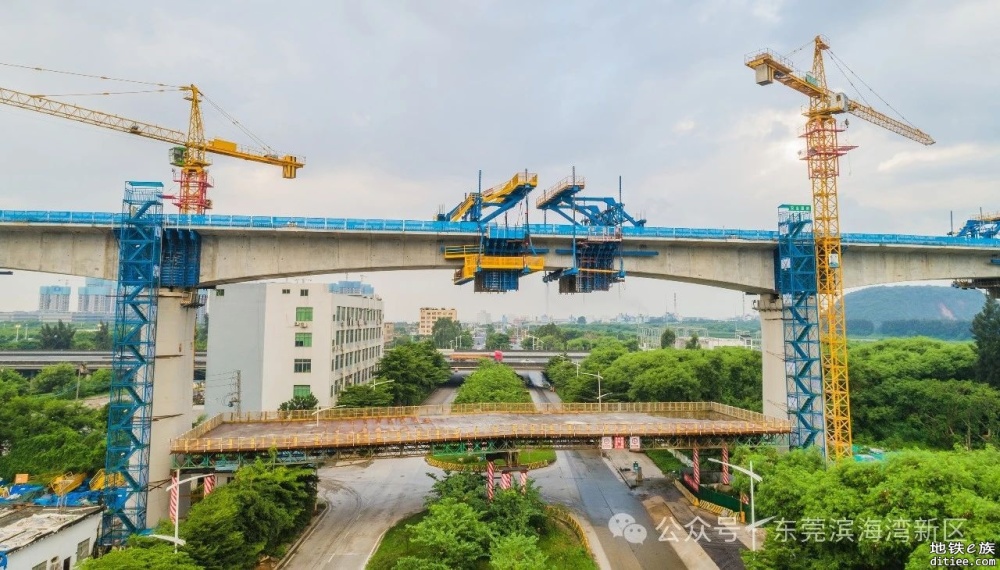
[{"left": 100, "top": 182, "right": 164, "bottom": 546}]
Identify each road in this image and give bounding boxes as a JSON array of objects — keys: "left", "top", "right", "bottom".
[
  {"left": 284, "top": 382, "right": 688, "bottom": 570},
  {"left": 282, "top": 456, "right": 443, "bottom": 570},
  {"left": 282, "top": 387, "right": 458, "bottom": 570},
  {"left": 530, "top": 386, "right": 686, "bottom": 570}
]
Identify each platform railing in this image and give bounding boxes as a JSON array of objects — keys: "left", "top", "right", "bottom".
[{"left": 3, "top": 209, "right": 1000, "bottom": 248}]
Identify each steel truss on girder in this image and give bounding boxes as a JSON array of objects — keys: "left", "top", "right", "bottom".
[
  {"left": 170, "top": 433, "right": 783, "bottom": 472},
  {"left": 777, "top": 205, "right": 825, "bottom": 452},
  {"left": 100, "top": 182, "right": 164, "bottom": 546}
]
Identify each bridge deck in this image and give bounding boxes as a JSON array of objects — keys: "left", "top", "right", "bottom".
[
  {"left": 171, "top": 402, "right": 790, "bottom": 457},
  {"left": 3, "top": 209, "right": 999, "bottom": 249}
]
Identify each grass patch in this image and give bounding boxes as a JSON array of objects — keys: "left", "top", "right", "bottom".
[
  {"left": 365, "top": 510, "right": 431, "bottom": 570},
  {"left": 537, "top": 517, "right": 599, "bottom": 570},
  {"left": 429, "top": 448, "right": 556, "bottom": 468},
  {"left": 646, "top": 449, "right": 685, "bottom": 474},
  {"left": 367, "top": 508, "right": 596, "bottom": 570}
]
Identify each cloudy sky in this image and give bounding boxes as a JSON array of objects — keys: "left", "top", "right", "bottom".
[{"left": 1, "top": 1, "right": 997, "bottom": 322}]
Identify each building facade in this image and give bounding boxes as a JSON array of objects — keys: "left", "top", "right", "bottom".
[
  {"left": 38, "top": 285, "right": 70, "bottom": 312},
  {"left": 77, "top": 278, "right": 115, "bottom": 315},
  {"left": 205, "top": 282, "right": 385, "bottom": 414},
  {"left": 418, "top": 307, "right": 458, "bottom": 336}
]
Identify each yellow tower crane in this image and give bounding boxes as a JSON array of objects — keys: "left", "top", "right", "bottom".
[
  {"left": 746, "top": 36, "right": 934, "bottom": 461},
  {"left": 0, "top": 78, "right": 303, "bottom": 214}
]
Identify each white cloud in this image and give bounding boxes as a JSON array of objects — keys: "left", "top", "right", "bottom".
[
  {"left": 877, "top": 144, "right": 1000, "bottom": 173},
  {"left": 673, "top": 119, "right": 696, "bottom": 134}
]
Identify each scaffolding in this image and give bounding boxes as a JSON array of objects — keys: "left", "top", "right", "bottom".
[
  {"left": 100, "top": 181, "right": 164, "bottom": 546},
  {"left": 776, "top": 205, "right": 824, "bottom": 452}
]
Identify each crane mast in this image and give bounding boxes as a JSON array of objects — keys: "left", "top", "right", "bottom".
[{"left": 747, "top": 36, "right": 933, "bottom": 461}]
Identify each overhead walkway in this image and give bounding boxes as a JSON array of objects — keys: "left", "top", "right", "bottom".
[{"left": 170, "top": 401, "right": 790, "bottom": 471}]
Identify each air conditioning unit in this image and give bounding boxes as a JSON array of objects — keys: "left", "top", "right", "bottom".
[{"left": 295, "top": 321, "right": 309, "bottom": 328}]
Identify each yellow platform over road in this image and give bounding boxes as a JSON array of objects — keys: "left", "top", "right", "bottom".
[{"left": 172, "top": 402, "right": 789, "bottom": 460}]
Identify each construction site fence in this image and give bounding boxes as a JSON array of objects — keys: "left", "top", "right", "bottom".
[
  {"left": 545, "top": 504, "right": 596, "bottom": 564},
  {"left": 4, "top": 210, "right": 1000, "bottom": 249},
  {"left": 424, "top": 456, "right": 555, "bottom": 473}
]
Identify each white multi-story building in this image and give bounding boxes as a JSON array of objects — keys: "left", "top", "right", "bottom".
[{"left": 205, "top": 282, "right": 385, "bottom": 414}]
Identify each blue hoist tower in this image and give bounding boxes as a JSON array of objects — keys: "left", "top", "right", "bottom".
[
  {"left": 776, "top": 204, "right": 825, "bottom": 452},
  {"left": 438, "top": 171, "right": 544, "bottom": 292},
  {"left": 536, "top": 172, "right": 647, "bottom": 293},
  {"left": 100, "top": 181, "right": 203, "bottom": 546}
]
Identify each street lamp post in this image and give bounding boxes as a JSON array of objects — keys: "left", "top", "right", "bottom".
[
  {"left": 160, "top": 470, "right": 203, "bottom": 553},
  {"left": 370, "top": 379, "right": 394, "bottom": 389},
  {"left": 580, "top": 371, "right": 610, "bottom": 405},
  {"left": 708, "top": 457, "right": 763, "bottom": 551},
  {"left": 311, "top": 405, "right": 346, "bottom": 427}
]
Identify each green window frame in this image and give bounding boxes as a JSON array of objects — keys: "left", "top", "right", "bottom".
[
  {"left": 295, "top": 307, "right": 313, "bottom": 321},
  {"left": 293, "top": 384, "right": 312, "bottom": 397},
  {"left": 295, "top": 332, "right": 312, "bottom": 347}
]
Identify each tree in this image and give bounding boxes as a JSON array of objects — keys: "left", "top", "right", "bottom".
[
  {"left": 971, "top": 296, "right": 1000, "bottom": 390},
  {"left": 337, "top": 383, "right": 394, "bottom": 407},
  {"left": 407, "top": 497, "right": 490, "bottom": 569},
  {"left": 38, "top": 320, "right": 76, "bottom": 349},
  {"left": 485, "top": 332, "right": 511, "bottom": 351},
  {"left": 80, "top": 542, "right": 202, "bottom": 569},
  {"left": 660, "top": 328, "right": 677, "bottom": 349},
  {"left": 376, "top": 341, "right": 451, "bottom": 405},
  {"left": 484, "top": 486, "right": 545, "bottom": 538},
  {"left": 29, "top": 363, "right": 76, "bottom": 395},
  {"left": 576, "top": 316, "right": 586, "bottom": 325},
  {"left": 278, "top": 393, "right": 318, "bottom": 411},
  {"left": 432, "top": 317, "right": 464, "bottom": 349},
  {"left": 489, "top": 533, "right": 548, "bottom": 570},
  {"left": 0, "top": 396, "right": 106, "bottom": 481},
  {"left": 684, "top": 333, "right": 701, "bottom": 350},
  {"left": 454, "top": 362, "right": 530, "bottom": 404}
]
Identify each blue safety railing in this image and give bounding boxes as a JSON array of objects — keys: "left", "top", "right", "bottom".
[{"left": 2, "top": 210, "right": 1000, "bottom": 249}]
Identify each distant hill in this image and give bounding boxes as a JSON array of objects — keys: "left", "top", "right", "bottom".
[{"left": 844, "top": 285, "right": 986, "bottom": 325}]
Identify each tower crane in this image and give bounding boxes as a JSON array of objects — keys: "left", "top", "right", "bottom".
[
  {"left": 746, "top": 36, "right": 933, "bottom": 461},
  {"left": 0, "top": 79, "right": 303, "bottom": 213}
]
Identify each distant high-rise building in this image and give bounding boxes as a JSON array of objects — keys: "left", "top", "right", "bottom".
[
  {"left": 476, "top": 310, "right": 492, "bottom": 325},
  {"left": 39, "top": 285, "right": 71, "bottom": 312},
  {"left": 78, "top": 278, "right": 115, "bottom": 314},
  {"left": 328, "top": 280, "right": 375, "bottom": 297},
  {"left": 418, "top": 307, "right": 458, "bottom": 336}
]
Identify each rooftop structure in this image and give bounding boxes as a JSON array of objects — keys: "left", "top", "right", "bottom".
[{"left": 0, "top": 506, "right": 101, "bottom": 569}]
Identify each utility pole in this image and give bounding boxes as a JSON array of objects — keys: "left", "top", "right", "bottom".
[{"left": 235, "top": 370, "right": 242, "bottom": 416}]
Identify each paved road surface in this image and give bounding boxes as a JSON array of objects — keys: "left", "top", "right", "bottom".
[
  {"left": 282, "top": 456, "right": 443, "bottom": 570},
  {"left": 530, "top": 386, "right": 686, "bottom": 570},
  {"left": 282, "top": 387, "right": 457, "bottom": 569}
]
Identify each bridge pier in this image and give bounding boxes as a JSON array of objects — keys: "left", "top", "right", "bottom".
[
  {"left": 756, "top": 294, "right": 786, "bottom": 422},
  {"left": 147, "top": 288, "right": 198, "bottom": 527}
]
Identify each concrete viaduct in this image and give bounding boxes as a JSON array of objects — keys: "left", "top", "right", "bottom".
[{"left": 3, "top": 210, "right": 1000, "bottom": 522}]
